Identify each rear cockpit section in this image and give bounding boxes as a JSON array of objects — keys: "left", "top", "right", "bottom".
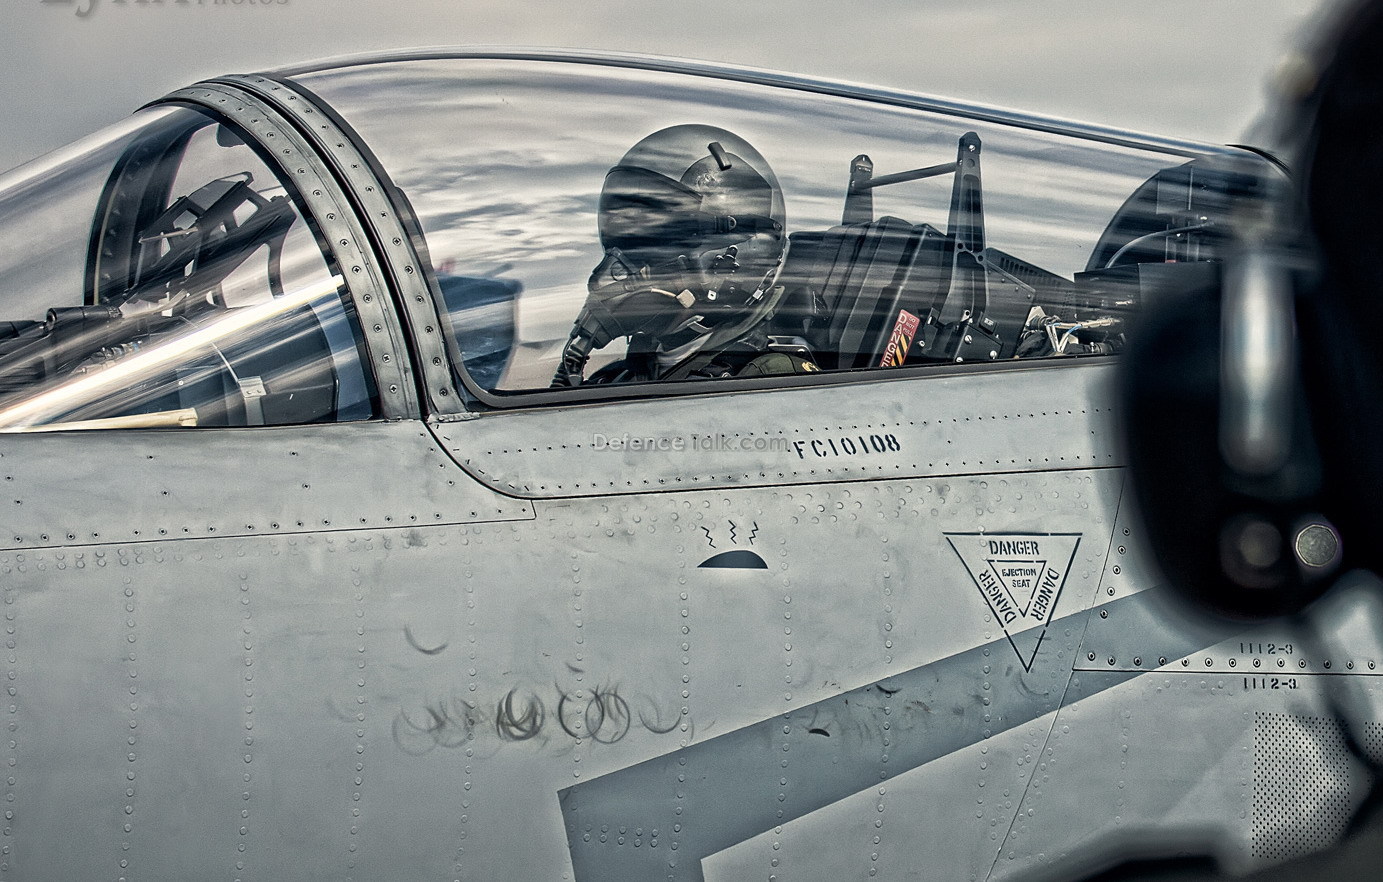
[
  {"left": 1067, "top": 155, "right": 1270, "bottom": 342},
  {"left": 0, "top": 105, "right": 376, "bottom": 432},
  {"left": 284, "top": 55, "right": 1278, "bottom": 402}
]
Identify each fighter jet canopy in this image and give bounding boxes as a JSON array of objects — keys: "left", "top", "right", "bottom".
[{"left": 0, "top": 51, "right": 1279, "bottom": 430}]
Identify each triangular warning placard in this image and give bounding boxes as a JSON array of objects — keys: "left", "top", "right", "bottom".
[{"left": 945, "top": 533, "right": 1082, "bottom": 671}]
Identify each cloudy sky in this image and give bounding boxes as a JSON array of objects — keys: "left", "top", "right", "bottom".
[{"left": 2, "top": 0, "right": 1343, "bottom": 175}]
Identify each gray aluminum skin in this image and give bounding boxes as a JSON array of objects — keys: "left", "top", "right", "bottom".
[{"left": 0, "top": 51, "right": 1373, "bottom": 882}]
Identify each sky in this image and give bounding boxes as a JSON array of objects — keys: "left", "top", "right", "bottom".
[{"left": 1, "top": 0, "right": 1346, "bottom": 176}]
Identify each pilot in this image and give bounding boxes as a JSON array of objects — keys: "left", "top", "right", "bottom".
[{"left": 551, "top": 124, "right": 804, "bottom": 386}]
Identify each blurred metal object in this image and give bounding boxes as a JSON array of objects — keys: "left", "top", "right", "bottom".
[{"left": 1295, "top": 521, "right": 1341, "bottom": 570}]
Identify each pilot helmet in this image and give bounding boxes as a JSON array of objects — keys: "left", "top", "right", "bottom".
[{"left": 591, "top": 124, "right": 787, "bottom": 333}]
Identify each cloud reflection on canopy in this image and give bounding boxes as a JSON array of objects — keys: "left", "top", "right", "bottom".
[{"left": 295, "top": 56, "right": 1240, "bottom": 390}]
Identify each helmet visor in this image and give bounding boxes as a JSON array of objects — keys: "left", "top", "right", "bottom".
[{"left": 597, "top": 166, "right": 708, "bottom": 255}]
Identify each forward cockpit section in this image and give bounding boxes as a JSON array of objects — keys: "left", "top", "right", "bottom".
[
  {"left": 0, "top": 105, "right": 376, "bottom": 432},
  {"left": 286, "top": 56, "right": 1279, "bottom": 402}
]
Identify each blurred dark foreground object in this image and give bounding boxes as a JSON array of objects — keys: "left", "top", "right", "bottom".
[
  {"left": 1108, "top": 0, "right": 1383, "bottom": 879},
  {"left": 1124, "top": 0, "right": 1383, "bottom": 626}
]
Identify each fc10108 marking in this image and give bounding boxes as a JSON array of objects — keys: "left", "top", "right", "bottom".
[{"left": 791, "top": 433, "right": 902, "bottom": 460}]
